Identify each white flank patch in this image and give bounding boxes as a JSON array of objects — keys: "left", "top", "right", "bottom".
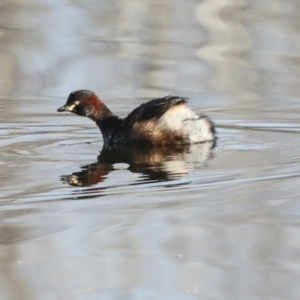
[
  {"left": 158, "top": 105, "right": 196, "bottom": 130},
  {"left": 182, "top": 116, "right": 214, "bottom": 142},
  {"left": 158, "top": 104, "right": 214, "bottom": 143}
]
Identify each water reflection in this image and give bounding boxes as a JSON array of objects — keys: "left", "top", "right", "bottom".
[
  {"left": 61, "top": 142, "right": 215, "bottom": 188},
  {"left": 1, "top": 0, "right": 300, "bottom": 299}
]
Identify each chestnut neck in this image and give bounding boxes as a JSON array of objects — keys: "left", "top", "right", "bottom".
[
  {"left": 82, "top": 94, "right": 124, "bottom": 145},
  {"left": 89, "top": 103, "right": 114, "bottom": 122},
  {"left": 82, "top": 93, "right": 113, "bottom": 123}
]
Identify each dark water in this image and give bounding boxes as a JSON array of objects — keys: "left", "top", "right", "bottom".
[{"left": 1, "top": 1, "right": 300, "bottom": 299}]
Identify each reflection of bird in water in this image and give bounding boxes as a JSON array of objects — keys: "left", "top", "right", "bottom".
[
  {"left": 61, "top": 141, "right": 216, "bottom": 187},
  {"left": 57, "top": 90, "right": 216, "bottom": 147}
]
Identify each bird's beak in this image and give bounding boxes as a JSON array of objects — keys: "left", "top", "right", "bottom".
[
  {"left": 57, "top": 105, "right": 68, "bottom": 112},
  {"left": 57, "top": 104, "right": 76, "bottom": 112}
]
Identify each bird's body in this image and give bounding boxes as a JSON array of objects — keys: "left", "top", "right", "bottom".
[{"left": 57, "top": 90, "right": 215, "bottom": 147}]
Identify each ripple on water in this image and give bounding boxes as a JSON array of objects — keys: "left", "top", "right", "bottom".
[
  {"left": 2, "top": 113, "right": 300, "bottom": 206},
  {"left": 1, "top": 108, "right": 300, "bottom": 300}
]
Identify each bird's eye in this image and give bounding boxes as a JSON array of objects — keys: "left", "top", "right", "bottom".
[{"left": 75, "top": 100, "right": 80, "bottom": 105}]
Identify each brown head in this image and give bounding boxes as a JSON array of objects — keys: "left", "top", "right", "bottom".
[{"left": 57, "top": 90, "right": 113, "bottom": 121}]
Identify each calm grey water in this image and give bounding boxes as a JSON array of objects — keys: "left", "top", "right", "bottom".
[{"left": 1, "top": 1, "right": 300, "bottom": 299}]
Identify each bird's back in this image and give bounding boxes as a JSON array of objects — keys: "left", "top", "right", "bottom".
[{"left": 120, "top": 96, "right": 215, "bottom": 145}]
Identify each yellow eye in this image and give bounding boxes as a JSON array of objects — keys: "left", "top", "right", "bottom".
[{"left": 75, "top": 100, "right": 80, "bottom": 105}]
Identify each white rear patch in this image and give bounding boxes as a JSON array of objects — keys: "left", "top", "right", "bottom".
[{"left": 158, "top": 104, "right": 214, "bottom": 143}]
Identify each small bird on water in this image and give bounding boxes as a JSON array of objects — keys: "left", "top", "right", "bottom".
[{"left": 57, "top": 90, "right": 216, "bottom": 147}]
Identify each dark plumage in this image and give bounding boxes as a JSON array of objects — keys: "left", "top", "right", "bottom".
[{"left": 57, "top": 90, "right": 215, "bottom": 147}]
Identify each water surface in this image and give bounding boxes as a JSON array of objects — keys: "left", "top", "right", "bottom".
[{"left": 1, "top": 1, "right": 300, "bottom": 299}]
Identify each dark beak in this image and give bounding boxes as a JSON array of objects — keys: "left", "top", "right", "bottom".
[{"left": 57, "top": 105, "right": 68, "bottom": 112}]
